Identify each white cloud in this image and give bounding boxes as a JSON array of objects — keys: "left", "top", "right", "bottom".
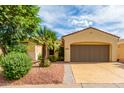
[
  {"left": 97, "top": 6, "right": 124, "bottom": 38},
  {"left": 39, "top": 6, "right": 71, "bottom": 35},
  {"left": 77, "top": 6, "right": 124, "bottom": 38},
  {"left": 90, "top": 6, "right": 124, "bottom": 24},
  {"left": 39, "top": 6, "right": 67, "bottom": 24},
  {"left": 69, "top": 15, "right": 93, "bottom": 28},
  {"left": 39, "top": 5, "right": 124, "bottom": 38}
]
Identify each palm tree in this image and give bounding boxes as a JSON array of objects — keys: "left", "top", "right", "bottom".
[
  {"left": 51, "top": 40, "right": 61, "bottom": 56},
  {"left": 31, "top": 26, "right": 58, "bottom": 67},
  {"left": 48, "top": 31, "right": 61, "bottom": 56}
]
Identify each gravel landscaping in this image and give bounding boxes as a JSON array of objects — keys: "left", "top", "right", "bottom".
[{"left": 0, "top": 62, "right": 64, "bottom": 86}]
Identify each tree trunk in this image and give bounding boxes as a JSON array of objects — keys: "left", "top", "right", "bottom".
[
  {"left": 40, "top": 44, "right": 48, "bottom": 67},
  {"left": 53, "top": 47, "right": 55, "bottom": 55},
  {"left": 53, "top": 47, "right": 57, "bottom": 57}
]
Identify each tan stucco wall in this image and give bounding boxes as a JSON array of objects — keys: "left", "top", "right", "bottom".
[
  {"left": 28, "top": 50, "right": 35, "bottom": 60},
  {"left": 35, "top": 45, "right": 42, "bottom": 60},
  {"left": 63, "top": 28, "right": 119, "bottom": 62},
  {"left": 118, "top": 40, "right": 124, "bottom": 62},
  {"left": 27, "top": 42, "right": 42, "bottom": 61},
  {"left": 26, "top": 42, "right": 35, "bottom": 61}
]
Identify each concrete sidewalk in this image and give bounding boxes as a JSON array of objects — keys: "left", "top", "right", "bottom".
[
  {"left": 1, "top": 83, "right": 124, "bottom": 88},
  {"left": 0, "top": 84, "right": 82, "bottom": 88},
  {"left": 63, "top": 64, "right": 75, "bottom": 84}
]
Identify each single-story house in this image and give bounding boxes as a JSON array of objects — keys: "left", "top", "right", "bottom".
[
  {"left": 0, "top": 27, "right": 124, "bottom": 62},
  {"left": 62, "top": 27, "right": 120, "bottom": 62},
  {"left": 24, "top": 27, "right": 124, "bottom": 62}
]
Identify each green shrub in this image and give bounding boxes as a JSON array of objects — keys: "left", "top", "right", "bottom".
[
  {"left": 8, "top": 44, "right": 27, "bottom": 53},
  {"left": 43, "top": 59, "right": 51, "bottom": 67},
  {"left": 57, "top": 56, "right": 64, "bottom": 61},
  {"left": 58, "top": 47, "right": 64, "bottom": 61},
  {"left": 48, "top": 55, "right": 57, "bottom": 62},
  {"left": 40, "top": 59, "right": 50, "bottom": 67},
  {"left": 0, "top": 54, "right": 3, "bottom": 65},
  {"left": 1, "top": 52, "right": 32, "bottom": 80},
  {"left": 38, "top": 53, "right": 42, "bottom": 60}
]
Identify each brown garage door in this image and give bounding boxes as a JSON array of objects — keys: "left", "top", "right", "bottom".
[{"left": 71, "top": 45, "right": 109, "bottom": 62}]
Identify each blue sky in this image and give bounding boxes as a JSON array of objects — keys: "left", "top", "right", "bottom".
[{"left": 39, "top": 5, "right": 124, "bottom": 38}]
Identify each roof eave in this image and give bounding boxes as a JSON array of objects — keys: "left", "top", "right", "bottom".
[{"left": 62, "top": 27, "right": 120, "bottom": 39}]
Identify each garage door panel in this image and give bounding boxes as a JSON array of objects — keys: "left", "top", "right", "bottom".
[{"left": 71, "top": 45, "right": 109, "bottom": 62}]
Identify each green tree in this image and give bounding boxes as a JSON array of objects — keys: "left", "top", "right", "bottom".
[
  {"left": 31, "top": 26, "right": 58, "bottom": 67},
  {"left": 0, "top": 5, "right": 41, "bottom": 54}
]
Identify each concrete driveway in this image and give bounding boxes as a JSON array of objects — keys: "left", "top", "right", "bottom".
[{"left": 71, "top": 62, "right": 124, "bottom": 83}]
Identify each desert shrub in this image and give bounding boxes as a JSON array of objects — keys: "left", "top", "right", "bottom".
[
  {"left": 8, "top": 44, "right": 27, "bottom": 53},
  {"left": 48, "top": 55, "right": 57, "bottom": 62},
  {"left": 40, "top": 59, "right": 50, "bottom": 67},
  {"left": 1, "top": 52, "right": 32, "bottom": 80},
  {"left": 38, "top": 53, "right": 42, "bottom": 60}
]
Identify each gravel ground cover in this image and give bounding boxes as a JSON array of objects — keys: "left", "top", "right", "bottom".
[{"left": 0, "top": 62, "right": 64, "bottom": 86}]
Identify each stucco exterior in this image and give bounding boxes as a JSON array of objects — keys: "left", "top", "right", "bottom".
[
  {"left": 63, "top": 27, "right": 119, "bottom": 62},
  {"left": 27, "top": 42, "right": 42, "bottom": 61},
  {"left": 118, "top": 39, "right": 124, "bottom": 62},
  {"left": 35, "top": 45, "right": 42, "bottom": 60}
]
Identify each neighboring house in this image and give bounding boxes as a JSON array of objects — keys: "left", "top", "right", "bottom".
[
  {"left": 24, "top": 41, "right": 42, "bottom": 61},
  {"left": 62, "top": 27, "right": 120, "bottom": 62},
  {"left": 118, "top": 39, "right": 124, "bottom": 62},
  {"left": 27, "top": 41, "right": 57, "bottom": 61},
  {"left": 27, "top": 42, "right": 42, "bottom": 61},
  {"left": 0, "top": 41, "right": 42, "bottom": 61}
]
